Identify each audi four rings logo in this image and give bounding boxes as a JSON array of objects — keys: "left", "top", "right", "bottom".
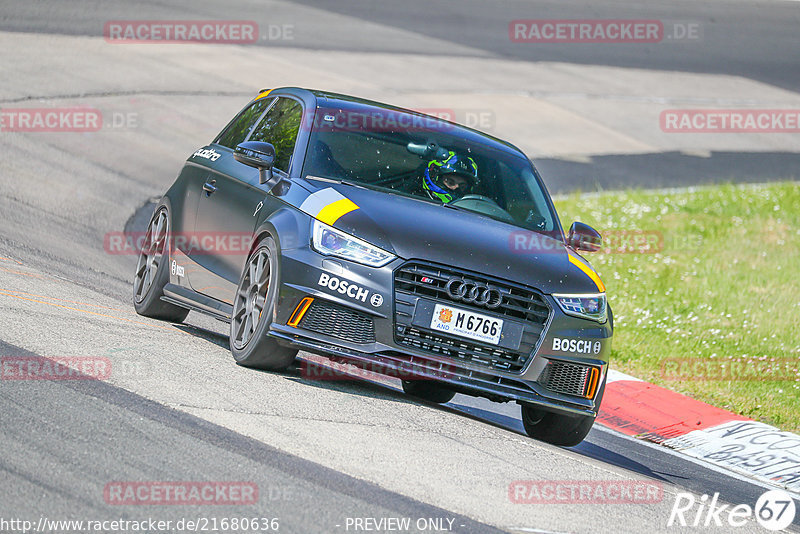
[{"left": 445, "top": 278, "right": 503, "bottom": 309}]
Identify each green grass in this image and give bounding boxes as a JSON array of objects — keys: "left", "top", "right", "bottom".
[{"left": 553, "top": 181, "right": 800, "bottom": 432}]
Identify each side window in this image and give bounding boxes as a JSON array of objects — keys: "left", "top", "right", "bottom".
[
  {"left": 506, "top": 165, "right": 555, "bottom": 232},
  {"left": 247, "top": 97, "right": 303, "bottom": 172},
  {"left": 215, "top": 97, "right": 274, "bottom": 149}
]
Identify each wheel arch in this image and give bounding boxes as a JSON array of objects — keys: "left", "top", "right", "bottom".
[
  {"left": 249, "top": 206, "right": 311, "bottom": 259},
  {"left": 150, "top": 194, "right": 173, "bottom": 217}
]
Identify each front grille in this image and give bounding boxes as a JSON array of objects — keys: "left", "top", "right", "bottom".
[
  {"left": 397, "top": 326, "right": 521, "bottom": 371},
  {"left": 394, "top": 262, "right": 550, "bottom": 373},
  {"left": 300, "top": 300, "right": 375, "bottom": 344},
  {"left": 538, "top": 360, "right": 591, "bottom": 397}
]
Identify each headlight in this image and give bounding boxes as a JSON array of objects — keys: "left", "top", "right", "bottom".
[
  {"left": 552, "top": 293, "right": 607, "bottom": 323},
  {"left": 311, "top": 220, "right": 395, "bottom": 267}
]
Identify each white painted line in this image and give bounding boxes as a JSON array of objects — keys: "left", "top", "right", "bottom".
[{"left": 605, "top": 369, "right": 642, "bottom": 383}]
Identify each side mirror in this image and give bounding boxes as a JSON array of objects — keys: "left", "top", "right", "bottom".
[
  {"left": 567, "top": 222, "right": 602, "bottom": 252},
  {"left": 234, "top": 141, "right": 275, "bottom": 185}
]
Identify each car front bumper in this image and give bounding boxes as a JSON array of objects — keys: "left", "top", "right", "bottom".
[{"left": 269, "top": 245, "right": 612, "bottom": 418}]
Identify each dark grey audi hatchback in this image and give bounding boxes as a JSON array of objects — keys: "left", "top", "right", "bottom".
[{"left": 133, "top": 87, "right": 612, "bottom": 446}]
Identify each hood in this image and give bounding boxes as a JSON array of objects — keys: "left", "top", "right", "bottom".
[{"left": 313, "top": 183, "right": 603, "bottom": 295}]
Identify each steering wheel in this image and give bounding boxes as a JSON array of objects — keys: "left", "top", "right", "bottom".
[
  {"left": 450, "top": 195, "right": 515, "bottom": 223},
  {"left": 453, "top": 194, "right": 501, "bottom": 206}
]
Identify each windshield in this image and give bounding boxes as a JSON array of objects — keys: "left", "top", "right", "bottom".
[{"left": 302, "top": 103, "right": 559, "bottom": 234}]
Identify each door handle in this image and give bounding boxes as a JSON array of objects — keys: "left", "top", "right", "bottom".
[{"left": 202, "top": 180, "right": 217, "bottom": 194}]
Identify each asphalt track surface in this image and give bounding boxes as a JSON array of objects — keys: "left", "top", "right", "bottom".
[
  {"left": 3, "top": 0, "right": 799, "bottom": 89},
  {"left": 2, "top": 0, "right": 800, "bottom": 189},
  {"left": 1, "top": 1, "right": 799, "bottom": 533}
]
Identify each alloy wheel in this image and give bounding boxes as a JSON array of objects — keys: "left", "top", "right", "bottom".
[
  {"left": 134, "top": 209, "right": 169, "bottom": 303},
  {"left": 231, "top": 248, "right": 270, "bottom": 349}
]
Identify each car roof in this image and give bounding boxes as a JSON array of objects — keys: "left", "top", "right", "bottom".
[{"left": 262, "top": 86, "right": 528, "bottom": 159}]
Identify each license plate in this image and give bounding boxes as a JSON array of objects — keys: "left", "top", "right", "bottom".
[{"left": 430, "top": 303, "right": 503, "bottom": 345}]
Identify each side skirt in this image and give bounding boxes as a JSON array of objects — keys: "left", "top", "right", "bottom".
[{"left": 161, "top": 283, "right": 233, "bottom": 323}]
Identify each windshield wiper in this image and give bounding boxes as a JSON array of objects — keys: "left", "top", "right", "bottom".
[
  {"left": 305, "top": 175, "right": 371, "bottom": 190},
  {"left": 441, "top": 202, "right": 474, "bottom": 213}
]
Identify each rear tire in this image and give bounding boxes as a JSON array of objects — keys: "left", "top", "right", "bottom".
[
  {"left": 230, "top": 236, "right": 297, "bottom": 371},
  {"left": 401, "top": 380, "right": 456, "bottom": 404},
  {"left": 132, "top": 206, "right": 189, "bottom": 322}
]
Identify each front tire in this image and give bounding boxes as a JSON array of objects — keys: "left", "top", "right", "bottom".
[
  {"left": 521, "top": 377, "right": 606, "bottom": 447},
  {"left": 132, "top": 207, "right": 189, "bottom": 322},
  {"left": 230, "top": 236, "right": 297, "bottom": 370},
  {"left": 520, "top": 406, "right": 595, "bottom": 447},
  {"left": 401, "top": 380, "right": 456, "bottom": 404}
]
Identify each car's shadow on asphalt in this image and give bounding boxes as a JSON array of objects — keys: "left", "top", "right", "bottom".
[
  {"left": 172, "top": 323, "right": 230, "bottom": 350},
  {"left": 279, "top": 360, "right": 419, "bottom": 405},
  {"left": 568, "top": 434, "right": 679, "bottom": 484},
  {"left": 282, "top": 365, "right": 679, "bottom": 485},
  {"left": 446, "top": 402, "right": 676, "bottom": 484},
  {"left": 171, "top": 321, "right": 673, "bottom": 484},
  {"left": 170, "top": 323, "right": 413, "bottom": 401}
]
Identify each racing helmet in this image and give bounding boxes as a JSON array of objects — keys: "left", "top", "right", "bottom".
[{"left": 422, "top": 150, "right": 479, "bottom": 203}]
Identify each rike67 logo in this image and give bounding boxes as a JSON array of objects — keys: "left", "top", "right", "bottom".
[{"left": 668, "top": 489, "right": 796, "bottom": 531}]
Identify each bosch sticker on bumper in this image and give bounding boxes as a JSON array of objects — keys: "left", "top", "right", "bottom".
[
  {"left": 318, "top": 272, "right": 382, "bottom": 307},
  {"left": 552, "top": 337, "right": 601, "bottom": 355}
]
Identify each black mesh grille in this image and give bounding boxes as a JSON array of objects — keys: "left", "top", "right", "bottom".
[
  {"left": 300, "top": 300, "right": 375, "bottom": 344},
  {"left": 538, "top": 360, "right": 590, "bottom": 397},
  {"left": 394, "top": 262, "right": 550, "bottom": 373},
  {"left": 396, "top": 327, "right": 520, "bottom": 371}
]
